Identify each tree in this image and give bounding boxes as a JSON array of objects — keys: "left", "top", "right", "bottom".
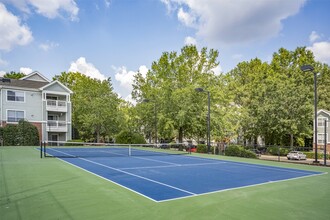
[
  {"left": 3, "top": 71, "right": 25, "bottom": 79},
  {"left": 54, "top": 72, "right": 121, "bottom": 142},
  {"left": 132, "top": 45, "right": 223, "bottom": 143},
  {"left": 228, "top": 47, "right": 327, "bottom": 147}
]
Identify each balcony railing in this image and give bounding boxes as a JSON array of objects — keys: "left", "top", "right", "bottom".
[
  {"left": 46, "top": 100, "right": 67, "bottom": 111},
  {"left": 47, "top": 120, "right": 67, "bottom": 132}
]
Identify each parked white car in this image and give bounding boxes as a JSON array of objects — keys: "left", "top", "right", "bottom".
[{"left": 287, "top": 151, "right": 307, "bottom": 160}]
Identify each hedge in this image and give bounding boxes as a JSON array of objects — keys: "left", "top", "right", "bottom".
[
  {"left": 0, "top": 120, "right": 39, "bottom": 146},
  {"left": 266, "top": 146, "right": 290, "bottom": 156},
  {"left": 225, "top": 145, "right": 258, "bottom": 159}
]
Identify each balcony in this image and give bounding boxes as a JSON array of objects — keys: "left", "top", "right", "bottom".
[
  {"left": 47, "top": 120, "right": 67, "bottom": 132},
  {"left": 46, "top": 100, "right": 67, "bottom": 111}
]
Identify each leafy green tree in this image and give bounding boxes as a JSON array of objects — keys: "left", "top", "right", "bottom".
[
  {"left": 228, "top": 47, "right": 328, "bottom": 147},
  {"left": 132, "top": 45, "right": 222, "bottom": 143},
  {"left": 54, "top": 72, "right": 121, "bottom": 142},
  {"left": 115, "top": 130, "right": 146, "bottom": 144},
  {"left": 3, "top": 71, "right": 25, "bottom": 79}
]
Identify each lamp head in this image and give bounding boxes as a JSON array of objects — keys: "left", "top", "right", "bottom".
[
  {"left": 300, "top": 64, "right": 314, "bottom": 72},
  {"left": 195, "top": 88, "right": 204, "bottom": 92}
]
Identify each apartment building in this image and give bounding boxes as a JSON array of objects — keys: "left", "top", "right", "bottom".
[
  {"left": 317, "top": 109, "right": 330, "bottom": 153},
  {"left": 0, "top": 71, "right": 73, "bottom": 143}
]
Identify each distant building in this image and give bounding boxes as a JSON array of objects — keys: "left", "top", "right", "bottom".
[
  {"left": 0, "top": 71, "right": 73, "bottom": 143},
  {"left": 316, "top": 109, "right": 330, "bottom": 153}
]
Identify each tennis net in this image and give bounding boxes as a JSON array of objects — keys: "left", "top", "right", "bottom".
[{"left": 42, "top": 141, "right": 190, "bottom": 158}]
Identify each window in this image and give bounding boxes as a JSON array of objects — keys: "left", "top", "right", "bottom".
[
  {"left": 7, "top": 90, "right": 24, "bottom": 102},
  {"left": 317, "top": 133, "right": 329, "bottom": 144},
  {"left": 7, "top": 110, "right": 24, "bottom": 122},
  {"left": 317, "top": 117, "right": 328, "bottom": 127}
]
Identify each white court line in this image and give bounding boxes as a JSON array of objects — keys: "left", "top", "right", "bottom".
[
  {"left": 120, "top": 162, "right": 227, "bottom": 170},
  {"left": 130, "top": 155, "right": 181, "bottom": 165}
]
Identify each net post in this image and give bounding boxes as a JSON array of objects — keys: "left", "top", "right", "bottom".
[
  {"left": 40, "top": 141, "right": 43, "bottom": 158},
  {"left": 43, "top": 142, "right": 46, "bottom": 158},
  {"left": 128, "top": 144, "right": 131, "bottom": 156}
]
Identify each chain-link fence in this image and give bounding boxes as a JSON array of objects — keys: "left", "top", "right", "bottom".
[{"left": 211, "top": 143, "right": 329, "bottom": 166}]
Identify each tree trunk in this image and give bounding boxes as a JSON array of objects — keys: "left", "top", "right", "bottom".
[{"left": 178, "top": 127, "right": 183, "bottom": 143}]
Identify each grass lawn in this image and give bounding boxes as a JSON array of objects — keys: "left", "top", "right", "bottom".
[{"left": 1, "top": 146, "right": 329, "bottom": 220}]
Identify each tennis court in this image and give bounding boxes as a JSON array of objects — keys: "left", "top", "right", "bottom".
[{"left": 44, "top": 145, "right": 324, "bottom": 202}]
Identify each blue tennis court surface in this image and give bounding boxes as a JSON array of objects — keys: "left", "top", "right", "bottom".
[{"left": 46, "top": 147, "right": 324, "bottom": 202}]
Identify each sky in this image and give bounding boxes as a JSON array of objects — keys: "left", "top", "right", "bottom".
[{"left": 1, "top": 0, "right": 330, "bottom": 102}]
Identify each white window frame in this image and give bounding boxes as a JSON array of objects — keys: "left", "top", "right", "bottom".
[
  {"left": 317, "top": 117, "right": 327, "bottom": 127},
  {"left": 7, "top": 90, "right": 25, "bottom": 102},
  {"left": 7, "top": 109, "right": 25, "bottom": 123}
]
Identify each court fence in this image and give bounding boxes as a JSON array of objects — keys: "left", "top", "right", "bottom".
[{"left": 210, "top": 143, "right": 329, "bottom": 166}]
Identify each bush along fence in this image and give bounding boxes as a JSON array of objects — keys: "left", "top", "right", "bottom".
[{"left": 0, "top": 120, "right": 40, "bottom": 146}]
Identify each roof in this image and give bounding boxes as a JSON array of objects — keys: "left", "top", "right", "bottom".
[
  {"left": 39, "top": 80, "right": 73, "bottom": 94},
  {"left": 318, "top": 109, "right": 330, "bottom": 117},
  {"left": 0, "top": 78, "right": 49, "bottom": 89},
  {"left": 20, "top": 71, "right": 50, "bottom": 82}
]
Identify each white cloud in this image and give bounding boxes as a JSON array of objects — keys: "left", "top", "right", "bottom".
[
  {"left": 104, "top": 0, "right": 111, "bottom": 8},
  {"left": 0, "top": 70, "right": 6, "bottom": 76},
  {"left": 309, "top": 31, "right": 320, "bottom": 43},
  {"left": 19, "top": 67, "right": 32, "bottom": 74},
  {"left": 113, "top": 65, "right": 148, "bottom": 103},
  {"left": 163, "top": 0, "right": 305, "bottom": 44},
  {"left": 39, "top": 41, "right": 59, "bottom": 51},
  {"left": 114, "top": 65, "right": 148, "bottom": 90},
  {"left": 68, "top": 57, "right": 107, "bottom": 81},
  {"left": 184, "top": 36, "right": 197, "bottom": 45},
  {"left": 211, "top": 65, "right": 222, "bottom": 76},
  {"left": 6, "top": 0, "right": 79, "bottom": 21},
  {"left": 177, "top": 7, "right": 196, "bottom": 28},
  {"left": 232, "top": 54, "right": 243, "bottom": 60},
  {"left": 307, "top": 41, "right": 330, "bottom": 64},
  {"left": 0, "top": 3, "right": 33, "bottom": 51}
]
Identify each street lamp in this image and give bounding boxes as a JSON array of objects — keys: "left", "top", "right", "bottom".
[
  {"left": 143, "top": 99, "right": 157, "bottom": 144},
  {"left": 195, "top": 88, "right": 211, "bottom": 154},
  {"left": 300, "top": 64, "right": 318, "bottom": 163}
]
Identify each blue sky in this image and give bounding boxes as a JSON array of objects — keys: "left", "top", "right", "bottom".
[{"left": 1, "top": 0, "right": 330, "bottom": 102}]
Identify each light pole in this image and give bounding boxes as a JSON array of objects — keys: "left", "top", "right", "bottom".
[
  {"left": 300, "top": 64, "right": 318, "bottom": 163},
  {"left": 195, "top": 88, "right": 211, "bottom": 154},
  {"left": 143, "top": 99, "right": 157, "bottom": 144}
]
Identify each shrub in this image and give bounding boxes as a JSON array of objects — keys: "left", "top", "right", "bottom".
[
  {"left": 115, "top": 130, "right": 146, "bottom": 144},
  {"left": 305, "top": 152, "right": 330, "bottom": 160},
  {"left": 266, "top": 146, "right": 290, "bottom": 156},
  {"left": 3, "top": 124, "right": 19, "bottom": 146},
  {"left": 64, "top": 139, "right": 84, "bottom": 146},
  {"left": 196, "top": 144, "right": 207, "bottom": 153},
  {"left": 225, "top": 145, "right": 257, "bottom": 159},
  {"left": 17, "top": 120, "right": 39, "bottom": 146}
]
